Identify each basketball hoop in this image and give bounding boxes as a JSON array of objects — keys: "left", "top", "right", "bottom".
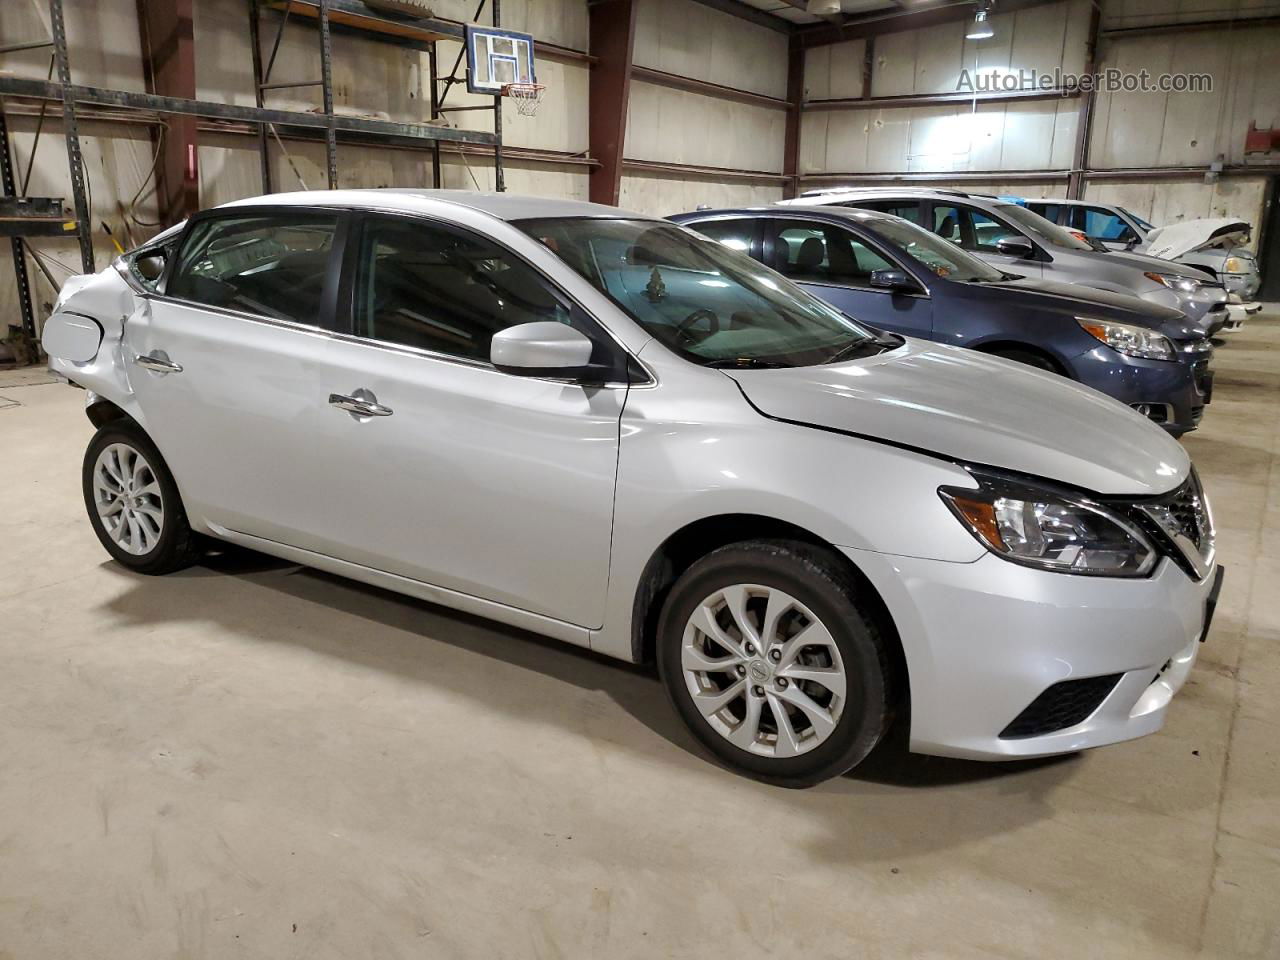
[{"left": 502, "top": 82, "right": 546, "bottom": 117}]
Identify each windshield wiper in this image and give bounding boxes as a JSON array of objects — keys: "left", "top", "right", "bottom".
[
  {"left": 825, "top": 337, "right": 893, "bottom": 365},
  {"left": 705, "top": 357, "right": 790, "bottom": 369}
]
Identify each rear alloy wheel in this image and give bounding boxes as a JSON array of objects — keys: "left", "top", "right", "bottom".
[
  {"left": 657, "top": 540, "right": 894, "bottom": 787},
  {"left": 82, "top": 421, "right": 200, "bottom": 574}
]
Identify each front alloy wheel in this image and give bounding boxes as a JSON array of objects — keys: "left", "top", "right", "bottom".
[
  {"left": 658, "top": 540, "right": 895, "bottom": 787},
  {"left": 681, "top": 584, "right": 847, "bottom": 758}
]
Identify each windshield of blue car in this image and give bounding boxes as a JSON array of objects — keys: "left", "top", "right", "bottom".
[
  {"left": 516, "top": 217, "right": 899, "bottom": 368},
  {"left": 860, "top": 215, "right": 1007, "bottom": 283},
  {"left": 997, "top": 203, "right": 1095, "bottom": 252}
]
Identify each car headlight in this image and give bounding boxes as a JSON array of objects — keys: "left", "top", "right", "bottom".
[
  {"left": 1144, "top": 271, "right": 1201, "bottom": 293},
  {"left": 1222, "top": 257, "right": 1246, "bottom": 273},
  {"left": 939, "top": 471, "right": 1157, "bottom": 577},
  {"left": 1076, "top": 317, "right": 1177, "bottom": 361}
]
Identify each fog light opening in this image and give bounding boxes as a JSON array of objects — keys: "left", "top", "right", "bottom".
[{"left": 1131, "top": 403, "right": 1169, "bottom": 424}]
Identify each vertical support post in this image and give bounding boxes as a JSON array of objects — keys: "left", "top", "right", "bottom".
[
  {"left": 782, "top": 36, "right": 804, "bottom": 200},
  {"left": 248, "top": 0, "right": 273, "bottom": 194},
  {"left": 861, "top": 35, "right": 874, "bottom": 100},
  {"left": 49, "top": 0, "right": 93, "bottom": 273},
  {"left": 492, "top": 0, "right": 504, "bottom": 192},
  {"left": 428, "top": 42, "right": 441, "bottom": 187},
  {"left": 0, "top": 109, "right": 37, "bottom": 342},
  {"left": 318, "top": 0, "right": 339, "bottom": 189},
  {"left": 1067, "top": 4, "right": 1101, "bottom": 201},
  {"left": 587, "top": 0, "right": 637, "bottom": 206},
  {"left": 136, "top": 0, "right": 199, "bottom": 225}
]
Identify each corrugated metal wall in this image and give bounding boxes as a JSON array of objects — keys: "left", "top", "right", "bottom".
[{"left": 622, "top": 0, "right": 787, "bottom": 214}]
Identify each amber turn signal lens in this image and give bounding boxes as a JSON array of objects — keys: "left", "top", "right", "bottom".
[{"left": 945, "top": 493, "right": 1006, "bottom": 551}]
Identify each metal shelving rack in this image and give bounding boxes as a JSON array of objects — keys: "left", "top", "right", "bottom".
[{"left": 0, "top": 0, "right": 507, "bottom": 347}]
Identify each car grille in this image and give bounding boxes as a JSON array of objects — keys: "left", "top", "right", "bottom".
[
  {"left": 1133, "top": 469, "right": 1216, "bottom": 579},
  {"left": 1000, "top": 674, "right": 1123, "bottom": 739}
]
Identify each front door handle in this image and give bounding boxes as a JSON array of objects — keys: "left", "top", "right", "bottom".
[
  {"left": 135, "top": 352, "right": 183, "bottom": 373},
  {"left": 329, "top": 389, "right": 393, "bottom": 419}
]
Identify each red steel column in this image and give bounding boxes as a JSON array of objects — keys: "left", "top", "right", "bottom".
[
  {"left": 588, "top": 0, "right": 637, "bottom": 206},
  {"left": 137, "top": 0, "right": 199, "bottom": 224}
]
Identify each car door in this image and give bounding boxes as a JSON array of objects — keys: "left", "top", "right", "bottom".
[
  {"left": 125, "top": 208, "right": 352, "bottom": 548},
  {"left": 761, "top": 217, "right": 933, "bottom": 338},
  {"left": 928, "top": 202, "right": 1044, "bottom": 277},
  {"left": 306, "top": 212, "right": 626, "bottom": 629}
]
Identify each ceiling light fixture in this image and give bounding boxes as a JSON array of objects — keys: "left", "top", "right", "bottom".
[
  {"left": 806, "top": 0, "right": 842, "bottom": 14},
  {"left": 966, "top": 2, "right": 994, "bottom": 40}
]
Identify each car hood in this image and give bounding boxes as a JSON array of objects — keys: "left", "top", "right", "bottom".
[
  {"left": 728, "top": 340, "right": 1189, "bottom": 496},
  {"left": 1146, "top": 218, "right": 1252, "bottom": 260},
  {"left": 991, "top": 276, "right": 1186, "bottom": 325},
  {"left": 1090, "top": 245, "right": 1213, "bottom": 277}
]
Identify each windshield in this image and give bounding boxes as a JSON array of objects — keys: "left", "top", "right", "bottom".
[
  {"left": 997, "top": 203, "right": 1095, "bottom": 251},
  {"left": 516, "top": 217, "right": 899, "bottom": 368},
  {"left": 1121, "top": 207, "right": 1154, "bottom": 232},
  {"left": 860, "top": 214, "right": 1007, "bottom": 283}
]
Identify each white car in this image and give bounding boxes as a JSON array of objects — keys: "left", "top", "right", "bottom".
[{"left": 41, "top": 190, "right": 1223, "bottom": 786}]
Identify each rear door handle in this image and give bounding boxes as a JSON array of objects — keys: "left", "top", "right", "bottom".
[
  {"left": 135, "top": 352, "right": 183, "bottom": 373},
  {"left": 329, "top": 390, "right": 393, "bottom": 418}
]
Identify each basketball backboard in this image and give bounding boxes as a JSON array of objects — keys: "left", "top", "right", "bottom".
[{"left": 464, "top": 24, "right": 537, "bottom": 95}]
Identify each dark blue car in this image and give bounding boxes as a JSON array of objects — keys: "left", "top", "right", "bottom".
[{"left": 669, "top": 206, "right": 1214, "bottom": 435}]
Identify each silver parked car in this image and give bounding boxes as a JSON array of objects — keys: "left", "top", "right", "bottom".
[
  {"left": 780, "top": 188, "right": 1230, "bottom": 336},
  {"left": 42, "top": 190, "right": 1223, "bottom": 786},
  {"left": 1018, "top": 198, "right": 1261, "bottom": 306}
]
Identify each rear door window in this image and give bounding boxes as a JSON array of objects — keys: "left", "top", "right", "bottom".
[
  {"left": 688, "top": 218, "right": 757, "bottom": 256},
  {"left": 846, "top": 199, "right": 922, "bottom": 224},
  {"left": 931, "top": 204, "right": 1020, "bottom": 253},
  {"left": 768, "top": 220, "right": 894, "bottom": 286},
  {"left": 167, "top": 213, "right": 340, "bottom": 326}
]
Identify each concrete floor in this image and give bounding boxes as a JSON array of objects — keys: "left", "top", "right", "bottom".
[{"left": 1, "top": 316, "right": 1278, "bottom": 960}]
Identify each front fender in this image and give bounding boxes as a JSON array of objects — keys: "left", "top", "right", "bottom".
[{"left": 592, "top": 365, "right": 983, "bottom": 661}]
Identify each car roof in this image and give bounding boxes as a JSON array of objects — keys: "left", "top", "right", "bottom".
[
  {"left": 220, "top": 188, "right": 650, "bottom": 222},
  {"left": 674, "top": 205, "right": 903, "bottom": 227},
  {"left": 784, "top": 188, "right": 1008, "bottom": 208}
]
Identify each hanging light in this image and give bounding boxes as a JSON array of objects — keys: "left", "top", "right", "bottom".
[
  {"left": 806, "top": 0, "right": 842, "bottom": 14},
  {"left": 967, "top": 3, "right": 994, "bottom": 39}
]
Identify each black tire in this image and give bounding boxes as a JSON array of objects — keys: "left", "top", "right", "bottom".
[
  {"left": 82, "top": 419, "right": 201, "bottom": 575},
  {"left": 656, "top": 539, "right": 896, "bottom": 788},
  {"left": 990, "top": 347, "right": 1061, "bottom": 374}
]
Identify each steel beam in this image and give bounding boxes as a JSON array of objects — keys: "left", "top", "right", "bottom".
[
  {"left": 248, "top": 0, "right": 274, "bottom": 193},
  {"left": 0, "top": 110, "right": 38, "bottom": 342},
  {"left": 0, "top": 77, "right": 499, "bottom": 146},
  {"left": 1067, "top": 4, "right": 1100, "bottom": 200},
  {"left": 796, "top": 0, "right": 1061, "bottom": 48},
  {"left": 48, "top": 0, "right": 94, "bottom": 273},
  {"left": 630, "top": 66, "right": 789, "bottom": 110},
  {"left": 781, "top": 37, "right": 803, "bottom": 199},
  {"left": 137, "top": 0, "right": 200, "bottom": 224},
  {"left": 686, "top": 0, "right": 790, "bottom": 34},
  {"left": 587, "top": 0, "right": 637, "bottom": 206},
  {"left": 805, "top": 87, "right": 1078, "bottom": 111},
  {"left": 318, "top": 0, "right": 339, "bottom": 188}
]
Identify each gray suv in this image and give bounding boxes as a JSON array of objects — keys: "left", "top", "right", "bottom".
[{"left": 780, "top": 189, "right": 1229, "bottom": 337}]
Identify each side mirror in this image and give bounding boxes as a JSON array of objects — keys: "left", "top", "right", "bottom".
[
  {"left": 135, "top": 251, "right": 166, "bottom": 281},
  {"left": 491, "top": 322, "right": 595, "bottom": 379},
  {"left": 869, "top": 268, "right": 915, "bottom": 291},
  {"left": 995, "top": 235, "right": 1035, "bottom": 259}
]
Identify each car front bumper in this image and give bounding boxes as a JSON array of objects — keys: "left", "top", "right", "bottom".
[
  {"left": 844, "top": 548, "right": 1221, "bottom": 761},
  {"left": 1068, "top": 345, "right": 1211, "bottom": 434}
]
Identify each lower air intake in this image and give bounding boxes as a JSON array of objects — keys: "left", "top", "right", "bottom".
[{"left": 999, "top": 673, "right": 1123, "bottom": 739}]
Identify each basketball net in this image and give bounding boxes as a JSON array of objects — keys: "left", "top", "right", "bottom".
[{"left": 502, "top": 82, "right": 546, "bottom": 118}]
